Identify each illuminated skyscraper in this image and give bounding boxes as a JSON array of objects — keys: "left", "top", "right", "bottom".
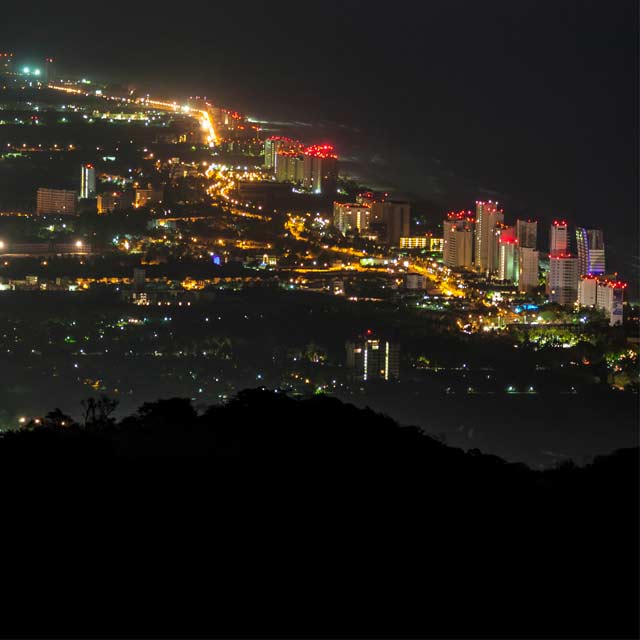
[
  {"left": 518, "top": 247, "right": 539, "bottom": 292},
  {"left": 488, "top": 224, "right": 514, "bottom": 277},
  {"left": 474, "top": 201, "right": 504, "bottom": 274},
  {"left": 333, "top": 202, "right": 371, "bottom": 236},
  {"left": 516, "top": 219, "right": 537, "bottom": 249},
  {"left": 497, "top": 229, "right": 519, "bottom": 282},
  {"left": 549, "top": 220, "right": 569, "bottom": 257},
  {"left": 302, "top": 144, "right": 338, "bottom": 194},
  {"left": 548, "top": 254, "right": 579, "bottom": 305},
  {"left": 264, "top": 137, "right": 279, "bottom": 170},
  {"left": 264, "top": 136, "right": 301, "bottom": 173},
  {"left": 276, "top": 150, "right": 304, "bottom": 183},
  {"left": 346, "top": 332, "right": 400, "bottom": 381},
  {"left": 578, "top": 275, "right": 599, "bottom": 306},
  {"left": 443, "top": 211, "right": 474, "bottom": 268},
  {"left": 578, "top": 276, "right": 627, "bottom": 325},
  {"left": 80, "top": 164, "right": 96, "bottom": 199},
  {"left": 596, "top": 279, "right": 626, "bottom": 326},
  {"left": 575, "top": 227, "right": 605, "bottom": 276}
]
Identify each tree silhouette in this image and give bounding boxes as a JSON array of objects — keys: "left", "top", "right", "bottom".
[{"left": 81, "top": 395, "right": 118, "bottom": 428}]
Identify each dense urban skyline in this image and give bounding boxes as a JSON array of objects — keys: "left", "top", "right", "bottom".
[
  {"left": 0, "top": 3, "right": 638, "bottom": 639},
  {"left": 2, "top": 1, "right": 637, "bottom": 273}
]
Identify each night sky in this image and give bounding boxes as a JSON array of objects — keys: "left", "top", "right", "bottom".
[{"left": 2, "top": 0, "right": 638, "bottom": 278}]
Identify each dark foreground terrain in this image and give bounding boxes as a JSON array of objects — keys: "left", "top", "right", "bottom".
[{"left": 1, "top": 390, "right": 637, "bottom": 639}]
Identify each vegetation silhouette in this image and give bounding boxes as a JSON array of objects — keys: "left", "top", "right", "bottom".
[{"left": 0, "top": 389, "right": 636, "bottom": 639}]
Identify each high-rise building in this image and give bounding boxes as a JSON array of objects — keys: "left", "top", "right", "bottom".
[
  {"left": 516, "top": 219, "right": 537, "bottom": 249},
  {"left": 346, "top": 332, "right": 400, "bottom": 381},
  {"left": 264, "top": 136, "right": 302, "bottom": 173},
  {"left": 576, "top": 228, "right": 605, "bottom": 276},
  {"left": 497, "top": 232, "right": 519, "bottom": 283},
  {"left": 549, "top": 220, "right": 569, "bottom": 257},
  {"left": 302, "top": 145, "right": 338, "bottom": 194},
  {"left": 596, "top": 280, "right": 626, "bottom": 326},
  {"left": 275, "top": 151, "right": 304, "bottom": 183},
  {"left": 489, "top": 225, "right": 514, "bottom": 278},
  {"left": 518, "top": 247, "right": 539, "bottom": 293},
  {"left": 548, "top": 254, "right": 579, "bottom": 305},
  {"left": 333, "top": 202, "right": 371, "bottom": 236},
  {"left": 264, "top": 138, "right": 278, "bottom": 169},
  {"left": 474, "top": 201, "right": 504, "bottom": 274},
  {"left": 578, "top": 275, "right": 599, "bottom": 307},
  {"left": 36, "top": 188, "right": 77, "bottom": 215},
  {"left": 578, "top": 276, "right": 627, "bottom": 325},
  {"left": 80, "top": 164, "right": 96, "bottom": 199},
  {"left": 443, "top": 211, "right": 474, "bottom": 268},
  {"left": 371, "top": 200, "right": 410, "bottom": 245}
]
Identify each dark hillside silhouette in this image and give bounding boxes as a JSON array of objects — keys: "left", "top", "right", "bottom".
[{"left": 0, "top": 389, "right": 637, "bottom": 639}]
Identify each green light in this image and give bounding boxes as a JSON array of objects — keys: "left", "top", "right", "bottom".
[
  {"left": 34, "top": 69, "right": 41, "bottom": 76},
  {"left": 23, "top": 66, "right": 30, "bottom": 74}
]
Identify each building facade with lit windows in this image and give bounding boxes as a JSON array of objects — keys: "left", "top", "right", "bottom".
[
  {"left": 578, "top": 275, "right": 599, "bottom": 307},
  {"left": 400, "top": 236, "right": 428, "bottom": 249},
  {"left": 489, "top": 225, "right": 515, "bottom": 278},
  {"left": 518, "top": 247, "right": 539, "bottom": 292},
  {"left": 443, "top": 211, "right": 474, "bottom": 268},
  {"left": 596, "top": 280, "right": 626, "bottom": 326},
  {"left": 549, "top": 220, "right": 569, "bottom": 256},
  {"left": 474, "top": 201, "right": 504, "bottom": 274},
  {"left": 346, "top": 332, "right": 400, "bottom": 381},
  {"left": 399, "top": 236, "right": 443, "bottom": 251},
  {"left": 275, "top": 151, "right": 305, "bottom": 183},
  {"left": 134, "top": 187, "right": 163, "bottom": 208},
  {"left": 333, "top": 202, "right": 371, "bottom": 236},
  {"left": 497, "top": 234, "right": 519, "bottom": 283},
  {"left": 302, "top": 145, "right": 338, "bottom": 194},
  {"left": 578, "top": 276, "right": 626, "bottom": 325},
  {"left": 576, "top": 227, "right": 605, "bottom": 276},
  {"left": 548, "top": 254, "right": 579, "bottom": 305},
  {"left": 80, "top": 164, "right": 96, "bottom": 199},
  {"left": 36, "top": 188, "right": 77, "bottom": 215},
  {"left": 264, "top": 136, "right": 302, "bottom": 172}
]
